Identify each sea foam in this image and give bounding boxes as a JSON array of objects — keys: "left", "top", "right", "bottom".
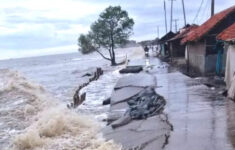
[{"left": 0, "top": 69, "right": 121, "bottom": 150}]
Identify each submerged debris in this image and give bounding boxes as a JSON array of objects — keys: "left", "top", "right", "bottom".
[
  {"left": 103, "top": 97, "right": 111, "bottom": 105},
  {"left": 68, "top": 67, "right": 103, "bottom": 108}
]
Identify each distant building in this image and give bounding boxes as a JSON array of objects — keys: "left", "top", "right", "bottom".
[
  {"left": 168, "top": 24, "right": 198, "bottom": 58},
  {"left": 217, "top": 23, "right": 235, "bottom": 90},
  {"left": 181, "top": 6, "right": 235, "bottom": 76},
  {"left": 159, "top": 31, "right": 176, "bottom": 57}
]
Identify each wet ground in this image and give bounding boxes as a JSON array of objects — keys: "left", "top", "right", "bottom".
[
  {"left": 105, "top": 56, "right": 235, "bottom": 150},
  {"left": 151, "top": 57, "right": 235, "bottom": 150},
  {"left": 155, "top": 72, "right": 235, "bottom": 150}
]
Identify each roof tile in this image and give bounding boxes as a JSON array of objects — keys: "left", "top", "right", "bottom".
[
  {"left": 217, "top": 23, "right": 235, "bottom": 41},
  {"left": 182, "top": 5, "right": 235, "bottom": 44}
]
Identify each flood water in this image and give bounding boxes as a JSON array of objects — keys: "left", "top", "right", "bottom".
[
  {"left": 1, "top": 49, "right": 235, "bottom": 150},
  {"left": 0, "top": 47, "right": 142, "bottom": 150}
]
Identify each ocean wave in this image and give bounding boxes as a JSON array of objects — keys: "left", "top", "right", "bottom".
[{"left": 0, "top": 69, "right": 121, "bottom": 150}]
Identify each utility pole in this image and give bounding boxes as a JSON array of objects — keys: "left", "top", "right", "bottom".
[
  {"left": 169, "top": 0, "right": 176, "bottom": 31},
  {"left": 211, "top": 0, "right": 215, "bottom": 17},
  {"left": 173, "top": 19, "right": 179, "bottom": 32},
  {"left": 164, "top": 0, "right": 168, "bottom": 34},
  {"left": 181, "top": 0, "right": 187, "bottom": 26}
]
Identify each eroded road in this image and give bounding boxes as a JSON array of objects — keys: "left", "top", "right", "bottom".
[{"left": 105, "top": 57, "right": 235, "bottom": 150}]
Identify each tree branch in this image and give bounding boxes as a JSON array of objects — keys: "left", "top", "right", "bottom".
[{"left": 95, "top": 49, "right": 111, "bottom": 61}]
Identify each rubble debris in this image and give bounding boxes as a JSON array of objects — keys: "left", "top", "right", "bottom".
[
  {"left": 68, "top": 67, "right": 103, "bottom": 108},
  {"left": 110, "top": 87, "right": 166, "bottom": 128},
  {"left": 128, "top": 87, "right": 165, "bottom": 119}
]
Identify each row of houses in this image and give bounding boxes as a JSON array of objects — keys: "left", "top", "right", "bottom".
[
  {"left": 158, "top": 5, "right": 235, "bottom": 98},
  {"left": 159, "top": 5, "right": 235, "bottom": 76}
]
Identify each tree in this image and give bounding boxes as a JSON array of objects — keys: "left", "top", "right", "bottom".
[
  {"left": 78, "top": 6, "right": 134, "bottom": 65},
  {"left": 78, "top": 34, "right": 96, "bottom": 54}
]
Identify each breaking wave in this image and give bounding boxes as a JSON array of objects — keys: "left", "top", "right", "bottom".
[{"left": 0, "top": 69, "right": 121, "bottom": 150}]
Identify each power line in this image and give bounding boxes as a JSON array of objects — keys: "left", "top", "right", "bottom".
[
  {"left": 198, "top": 0, "right": 210, "bottom": 23},
  {"left": 193, "top": 0, "right": 204, "bottom": 23}
]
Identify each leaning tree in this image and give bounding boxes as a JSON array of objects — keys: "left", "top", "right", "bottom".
[{"left": 78, "top": 6, "right": 134, "bottom": 66}]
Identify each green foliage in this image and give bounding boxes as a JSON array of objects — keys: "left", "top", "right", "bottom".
[
  {"left": 91, "top": 6, "right": 134, "bottom": 49},
  {"left": 78, "top": 34, "right": 96, "bottom": 54},
  {"left": 78, "top": 6, "right": 134, "bottom": 65}
]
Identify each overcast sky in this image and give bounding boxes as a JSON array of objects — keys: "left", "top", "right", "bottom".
[{"left": 0, "top": 0, "right": 234, "bottom": 59}]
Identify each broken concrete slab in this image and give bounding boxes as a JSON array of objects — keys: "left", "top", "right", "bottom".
[
  {"left": 111, "top": 87, "right": 144, "bottom": 105},
  {"left": 111, "top": 102, "right": 129, "bottom": 110},
  {"left": 114, "top": 73, "right": 156, "bottom": 89},
  {"left": 104, "top": 61, "right": 170, "bottom": 149},
  {"left": 108, "top": 87, "right": 166, "bottom": 129},
  {"left": 103, "top": 115, "right": 171, "bottom": 150},
  {"left": 107, "top": 109, "right": 127, "bottom": 123},
  {"left": 111, "top": 114, "right": 132, "bottom": 128}
]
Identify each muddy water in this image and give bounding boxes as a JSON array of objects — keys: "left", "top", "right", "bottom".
[
  {"left": 0, "top": 47, "right": 143, "bottom": 150},
  {"left": 151, "top": 58, "right": 235, "bottom": 150}
]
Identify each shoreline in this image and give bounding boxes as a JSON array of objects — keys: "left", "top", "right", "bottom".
[{"left": 0, "top": 46, "right": 145, "bottom": 149}]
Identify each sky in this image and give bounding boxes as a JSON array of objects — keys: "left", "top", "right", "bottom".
[{"left": 0, "top": 0, "right": 234, "bottom": 59}]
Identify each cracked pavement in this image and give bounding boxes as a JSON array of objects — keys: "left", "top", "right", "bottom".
[{"left": 103, "top": 57, "right": 235, "bottom": 150}]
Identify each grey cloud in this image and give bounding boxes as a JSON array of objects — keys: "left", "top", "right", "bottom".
[{"left": 0, "top": 0, "right": 234, "bottom": 53}]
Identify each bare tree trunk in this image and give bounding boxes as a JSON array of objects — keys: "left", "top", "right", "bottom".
[
  {"left": 111, "top": 35, "right": 116, "bottom": 66},
  {"left": 111, "top": 49, "right": 116, "bottom": 66}
]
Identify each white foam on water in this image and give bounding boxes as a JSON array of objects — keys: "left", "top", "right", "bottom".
[
  {"left": 79, "top": 66, "right": 124, "bottom": 121},
  {"left": 0, "top": 69, "right": 121, "bottom": 150}
]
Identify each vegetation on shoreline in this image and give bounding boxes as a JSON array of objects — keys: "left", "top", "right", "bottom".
[{"left": 78, "top": 6, "right": 134, "bottom": 66}]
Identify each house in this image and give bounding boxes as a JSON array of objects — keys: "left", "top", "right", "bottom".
[
  {"left": 181, "top": 6, "right": 235, "bottom": 76},
  {"left": 158, "top": 31, "right": 176, "bottom": 57},
  {"left": 217, "top": 23, "right": 235, "bottom": 99},
  {"left": 168, "top": 24, "right": 198, "bottom": 58}
]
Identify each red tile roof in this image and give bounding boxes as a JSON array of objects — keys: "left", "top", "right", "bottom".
[
  {"left": 169, "top": 24, "right": 198, "bottom": 42},
  {"left": 217, "top": 23, "right": 235, "bottom": 41},
  {"left": 182, "top": 5, "right": 235, "bottom": 44}
]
